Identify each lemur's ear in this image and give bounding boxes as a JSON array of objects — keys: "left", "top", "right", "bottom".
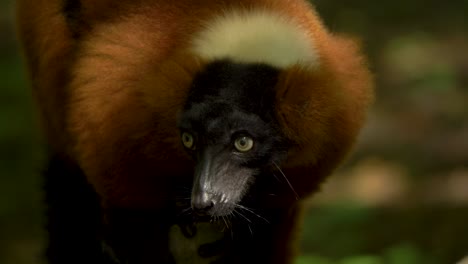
[
  {"left": 62, "top": 0, "right": 123, "bottom": 36},
  {"left": 275, "top": 35, "right": 373, "bottom": 175},
  {"left": 276, "top": 66, "right": 334, "bottom": 148},
  {"left": 142, "top": 52, "right": 206, "bottom": 114}
]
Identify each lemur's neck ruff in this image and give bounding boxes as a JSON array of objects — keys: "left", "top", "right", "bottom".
[{"left": 191, "top": 10, "right": 320, "bottom": 68}]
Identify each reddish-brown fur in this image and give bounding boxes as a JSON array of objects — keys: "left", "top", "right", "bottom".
[{"left": 17, "top": 0, "right": 372, "bottom": 262}]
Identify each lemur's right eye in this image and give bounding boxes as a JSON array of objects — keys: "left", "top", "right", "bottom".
[
  {"left": 234, "top": 135, "right": 254, "bottom": 152},
  {"left": 181, "top": 132, "right": 195, "bottom": 149}
]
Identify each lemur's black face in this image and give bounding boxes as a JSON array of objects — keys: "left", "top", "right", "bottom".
[{"left": 178, "top": 60, "right": 288, "bottom": 217}]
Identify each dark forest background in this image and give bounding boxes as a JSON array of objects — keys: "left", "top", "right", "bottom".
[{"left": 1, "top": 0, "right": 467, "bottom": 263}]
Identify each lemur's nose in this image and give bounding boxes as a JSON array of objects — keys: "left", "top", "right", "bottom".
[{"left": 191, "top": 192, "right": 215, "bottom": 215}]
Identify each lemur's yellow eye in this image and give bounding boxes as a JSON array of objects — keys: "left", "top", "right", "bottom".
[
  {"left": 181, "top": 132, "right": 195, "bottom": 149},
  {"left": 234, "top": 136, "right": 254, "bottom": 152}
]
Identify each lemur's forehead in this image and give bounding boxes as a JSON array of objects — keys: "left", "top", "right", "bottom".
[
  {"left": 183, "top": 59, "right": 280, "bottom": 117},
  {"left": 181, "top": 100, "right": 233, "bottom": 124},
  {"left": 180, "top": 100, "right": 263, "bottom": 132}
]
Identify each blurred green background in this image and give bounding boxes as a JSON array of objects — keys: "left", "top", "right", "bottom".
[{"left": 1, "top": 0, "right": 467, "bottom": 263}]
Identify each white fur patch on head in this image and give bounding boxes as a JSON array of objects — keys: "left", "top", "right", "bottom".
[{"left": 191, "top": 10, "right": 319, "bottom": 68}]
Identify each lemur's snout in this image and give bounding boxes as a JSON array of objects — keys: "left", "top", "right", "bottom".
[{"left": 191, "top": 192, "right": 215, "bottom": 214}]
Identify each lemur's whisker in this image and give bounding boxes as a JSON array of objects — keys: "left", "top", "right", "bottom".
[{"left": 273, "top": 162, "right": 299, "bottom": 200}]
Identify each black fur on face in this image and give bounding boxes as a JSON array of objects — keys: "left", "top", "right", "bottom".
[{"left": 178, "top": 59, "right": 289, "bottom": 217}]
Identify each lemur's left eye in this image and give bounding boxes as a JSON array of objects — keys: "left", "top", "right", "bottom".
[
  {"left": 234, "top": 136, "right": 254, "bottom": 152},
  {"left": 181, "top": 132, "right": 195, "bottom": 149}
]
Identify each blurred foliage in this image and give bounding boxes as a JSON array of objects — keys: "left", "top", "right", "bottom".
[
  {"left": 299, "top": 205, "right": 468, "bottom": 264},
  {"left": 296, "top": 243, "right": 426, "bottom": 264},
  {"left": 0, "top": 1, "right": 46, "bottom": 264},
  {"left": 1, "top": 0, "right": 467, "bottom": 263}
]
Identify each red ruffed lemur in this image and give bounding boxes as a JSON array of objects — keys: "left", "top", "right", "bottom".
[{"left": 17, "top": 0, "right": 373, "bottom": 263}]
